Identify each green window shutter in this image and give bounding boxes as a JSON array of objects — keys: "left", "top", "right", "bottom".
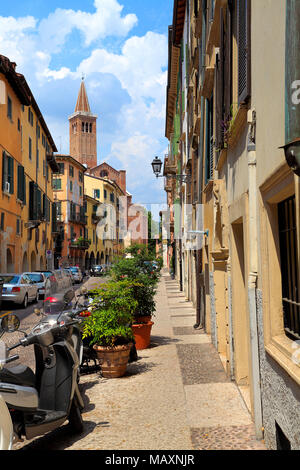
[
  {"left": 17, "top": 165, "right": 26, "bottom": 203},
  {"left": 8, "top": 156, "right": 14, "bottom": 194},
  {"left": 53, "top": 178, "right": 62, "bottom": 190},
  {"left": 2, "top": 151, "right": 6, "bottom": 192}
]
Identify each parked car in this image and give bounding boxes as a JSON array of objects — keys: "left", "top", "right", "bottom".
[
  {"left": 0, "top": 274, "right": 38, "bottom": 308},
  {"left": 53, "top": 269, "right": 73, "bottom": 291},
  {"left": 67, "top": 267, "right": 83, "bottom": 284},
  {"left": 35, "top": 270, "right": 59, "bottom": 293},
  {"left": 24, "top": 272, "right": 47, "bottom": 299},
  {"left": 90, "top": 265, "right": 104, "bottom": 277},
  {"left": 63, "top": 269, "right": 74, "bottom": 286}
]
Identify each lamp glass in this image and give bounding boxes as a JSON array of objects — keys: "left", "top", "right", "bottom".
[{"left": 151, "top": 157, "right": 162, "bottom": 176}]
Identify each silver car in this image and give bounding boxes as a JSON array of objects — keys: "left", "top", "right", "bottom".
[
  {"left": 0, "top": 274, "right": 38, "bottom": 308},
  {"left": 68, "top": 267, "right": 83, "bottom": 284},
  {"left": 24, "top": 272, "right": 47, "bottom": 299}
]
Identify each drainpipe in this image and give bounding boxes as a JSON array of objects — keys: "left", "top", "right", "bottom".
[{"left": 247, "top": 110, "right": 263, "bottom": 440}]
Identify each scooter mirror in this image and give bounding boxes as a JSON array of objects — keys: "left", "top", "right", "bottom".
[
  {"left": 1, "top": 314, "right": 20, "bottom": 333},
  {"left": 63, "top": 290, "right": 75, "bottom": 306}
]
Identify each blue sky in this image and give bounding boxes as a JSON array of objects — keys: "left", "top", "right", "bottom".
[{"left": 0, "top": 0, "right": 173, "bottom": 209}]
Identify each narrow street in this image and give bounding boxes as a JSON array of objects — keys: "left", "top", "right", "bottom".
[{"left": 12, "top": 272, "right": 266, "bottom": 451}]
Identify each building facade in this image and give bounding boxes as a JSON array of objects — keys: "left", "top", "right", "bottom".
[
  {"left": 164, "top": 0, "right": 300, "bottom": 450},
  {"left": 0, "top": 55, "right": 58, "bottom": 274}
]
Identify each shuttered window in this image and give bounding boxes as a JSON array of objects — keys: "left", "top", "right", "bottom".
[
  {"left": 237, "top": 0, "right": 251, "bottom": 105},
  {"left": 2, "top": 151, "right": 14, "bottom": 194},
  {"left": 205, "top": 96, "right": 214, "bottom": 184},
  {"left": 17, "top": 164, "right": 26, "bottom": 203},
  {"left": 29, "top": 181, "right": 42, "bottom": 221}
]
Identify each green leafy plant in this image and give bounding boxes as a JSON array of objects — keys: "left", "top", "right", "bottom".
[{"left": 82, "top": 280, "right": 139, "bottom": 347}]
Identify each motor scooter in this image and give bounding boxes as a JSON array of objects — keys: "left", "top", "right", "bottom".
[{"left": 0, "top": 310, "right": 85, "bottom": 445}]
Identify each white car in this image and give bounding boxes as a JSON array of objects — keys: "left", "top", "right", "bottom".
[{"left": 0, "top": 274, "right": 38, "bottom": 308}]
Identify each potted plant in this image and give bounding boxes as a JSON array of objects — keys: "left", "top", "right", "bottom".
[
  {"left": 82, "top": 280, "right": 138, "bottom": 378},
  {"left": 110, "top": 244, "right": 161, "bottom": 349}
]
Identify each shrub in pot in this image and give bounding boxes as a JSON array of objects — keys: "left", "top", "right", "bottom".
[{"left": 82, "top": 280, "right": 138, "bottom": 378}]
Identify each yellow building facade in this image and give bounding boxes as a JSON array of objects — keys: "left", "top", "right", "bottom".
[{"left": 0, "top": 55, "right": 58, "bottom": 273}]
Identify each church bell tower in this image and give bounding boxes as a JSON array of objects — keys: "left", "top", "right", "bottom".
[{"left": 68, "top": 78, "right": 98, "bottom": 169}]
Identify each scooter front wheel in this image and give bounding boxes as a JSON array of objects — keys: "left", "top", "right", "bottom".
[{"left": 68, "top": 400, "right": 84, "bottom": 434}]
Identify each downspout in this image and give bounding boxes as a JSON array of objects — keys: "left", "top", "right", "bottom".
[{"left": 247, "top": 111, "right": 263, "bottom": 440}]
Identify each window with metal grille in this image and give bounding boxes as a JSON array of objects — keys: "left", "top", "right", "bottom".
[
  {"left": 237, "top": 0, "right": 251, "bottom": 105},
  {"left": 278, "top": 195, "right": 300, "bottom": 340}
]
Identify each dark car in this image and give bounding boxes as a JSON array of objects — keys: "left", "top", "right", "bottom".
[{"left": 90, "top": 265, "right": 104, "bottom": 277}]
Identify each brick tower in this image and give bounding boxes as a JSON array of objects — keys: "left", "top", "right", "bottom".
[{"left": 68, "top": 78, "right": 98, "bottom": 169}]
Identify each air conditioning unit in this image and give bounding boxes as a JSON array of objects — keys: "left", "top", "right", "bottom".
[{"left": 4, "top": 181, "right": 10, "bottom": 193}]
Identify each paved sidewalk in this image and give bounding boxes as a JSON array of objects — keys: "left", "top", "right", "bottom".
[{"left": 15, "top": 273, "right": 266, "bottom": 450}]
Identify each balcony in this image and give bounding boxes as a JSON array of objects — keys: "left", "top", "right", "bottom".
[
  {"left": 69, "top": 212, "right": 87, "bottom": 225},
  {"left": 69, "top": 238, "right": 90, "bottom": 250},
  {"left": 164, "top": 155, "right": 177, "bottom": 176}
]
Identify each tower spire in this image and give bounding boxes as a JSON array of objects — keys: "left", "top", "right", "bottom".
[{"left": 75, "top": 78, "right": 91, "bottom": 114}]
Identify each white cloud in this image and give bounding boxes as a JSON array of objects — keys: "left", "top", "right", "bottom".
[{"left": 0, "top": 3, "right": 168, "bottom": 204}]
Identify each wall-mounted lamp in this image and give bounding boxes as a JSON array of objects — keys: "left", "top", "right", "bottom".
[
  {"left": 279, "top": 138, "right": 300, "bottom": 177},
  {"left": 151, "top": 156, "right": 191, "bottom": 183}
]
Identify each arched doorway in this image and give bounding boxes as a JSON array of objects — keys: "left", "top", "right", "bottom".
[
  {"left": 105, "top": 250, "right": 109, "bottom": 265},
  {"left": 96, "top": 252, "right": 100, "bottom": 265},
  {"left": 101, "top": 252, "right": 104, "bottom": 264},
  {"left": 22, "top": 252, "right": 29, "bottom": 272},
  {"left": 40, "top": 256, "right": 45, "bottom": 270},
  {"left": 109, "top": 249, "right": 112, "bottom": 264},
  {"left": 7, "top": 248, "right": 14, "bottom": 273},
  {"left": 90, "top": 252, "right": 95, "bottom": 269},
  {"left": 30, "top": 251, "right": 36, "bottom": 271}
]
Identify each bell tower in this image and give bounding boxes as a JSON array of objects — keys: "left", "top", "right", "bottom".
[{"left": 69, "top": 78, "right": 98, "bottom": 169}]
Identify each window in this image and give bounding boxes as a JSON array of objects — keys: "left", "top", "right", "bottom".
[
  {"left": 110, "top": 192, "right": 115, "bottom": 203},
  {"left": 86, "top": 123, "right": 89, "bottom": 133},
  {"left": 69, "top": 165, "right": 74, "bottom": 177},
  {"left": 7, "top": 96, "right": 12, "bottom": 120},
  {"left": 29, "top": 181, "right": 42, "bottom": 221},
  {"left": 0, "top": 213, "right": 4, "bottom": 231},
  {"left": 28, "top": 107, "right": 33, "bottom": 126},
  {"left": 36, "top": 124, "right": 40, "bottom": 139},
  {"left": 82, "top": 122, "right": 85, "bottom": 133},
  {"left": 79, "top": 186, "right": 82, "bottom": 196},
  {"left": 36, "top": 149, "right": 39, "bottom": 169},
  {"left": 104, "top": 189, "right": 107, "bottom": 199},
  {"left": 2, "top": 151, "right": 14, "bottom": 194},
  {"left": 16, "top": 218, "right": 20, "bottom": 236},
  {"left": 70, "top": 180, "right": 73, "bottom": 192},
  {"left": 79, "top": 171, "right": 83, "bottom": 183},
  {"left": 57, "top": 162, "right": 64, "bottom": 175},
  {"left": 29, "top": 137, "right": 32, "bottom": 160},
  {"left": 53, "top": 178, "right": 62, "bottom": 190},
  {"left": 100, "top": 170, "right": 108, "bottom": 178},
  {"left": 89, "top": 123, "right": 93, "bottom": 133},
  {"left": 237, "top": 0, "right": 251, "bottom": 105},
  {"left": 278, "top": 195, "right": 300, "bottom": 340},
  {"left": 17, "top": 165, "right": 26, "bottom": 203},
  {"left": 94, "top": 189, "right": 100, "bottom": 199}
]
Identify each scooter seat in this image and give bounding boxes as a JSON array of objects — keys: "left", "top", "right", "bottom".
[{"left": 0, "top": 365, "right": 36, "bottom": 388}]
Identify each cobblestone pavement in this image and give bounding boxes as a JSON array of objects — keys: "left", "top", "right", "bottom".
[{"left": 9, "top": 273, "right": 266, "bottom": 451}]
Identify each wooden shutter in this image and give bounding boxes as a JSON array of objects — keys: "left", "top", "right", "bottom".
[
  {"left": 237, "top": 0, "right": 251, "bottom": 105},
  {"left": 224, "top": 4, "right": 232, "bottom": 121},
  {"left": 2, "top": 151, "right": 7, "bottom": 192},
  {"left": 17, "top": 165, "right": 26, "bottom": 203},
  {"left": 216, "top": 8, "right": 225, "bottom": 151}
]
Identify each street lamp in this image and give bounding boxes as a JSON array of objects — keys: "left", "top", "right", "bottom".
[
  {"left": 151, "top": 156, "right": 163, "bottom": 178},
  {"left": 279, "top": 138, "right": 300, "bottom": 177},
  {"left": 151, "top": 156, "right": 191, "bottom": 183}
]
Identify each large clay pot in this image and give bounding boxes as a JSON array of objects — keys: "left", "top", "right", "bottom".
[
  {"left": 93, "top": 343, "right": 132, "bottom": 378},
  {"left": 135, "top": 315, "right": 152, "bottom": 324},
  {"left": 132, "top": 322, "right": 154, "bottom": 350}
]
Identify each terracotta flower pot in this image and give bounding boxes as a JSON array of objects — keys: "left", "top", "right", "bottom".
[
  {"left": 132, "top": 322, "right": 154, "bottom": 350},
  {"left": 93, "top": 343, "right": 133, "bottom": 378}
]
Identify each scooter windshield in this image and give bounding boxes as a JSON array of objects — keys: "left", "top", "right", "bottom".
[{"left": 43, "top": 278, "right": 75, "bottom": 315}]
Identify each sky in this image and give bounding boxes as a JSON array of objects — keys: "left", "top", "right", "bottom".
[{"left": 0, "top": 0, "right": 173, "bottom": 213}]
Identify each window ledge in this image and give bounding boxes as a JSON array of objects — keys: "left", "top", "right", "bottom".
[
  {"left": 265, "top": 334, "right": 300, "bottom": 386},
  {"left": 227, "top": 105, "right": 248, "bottom": 149}
]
